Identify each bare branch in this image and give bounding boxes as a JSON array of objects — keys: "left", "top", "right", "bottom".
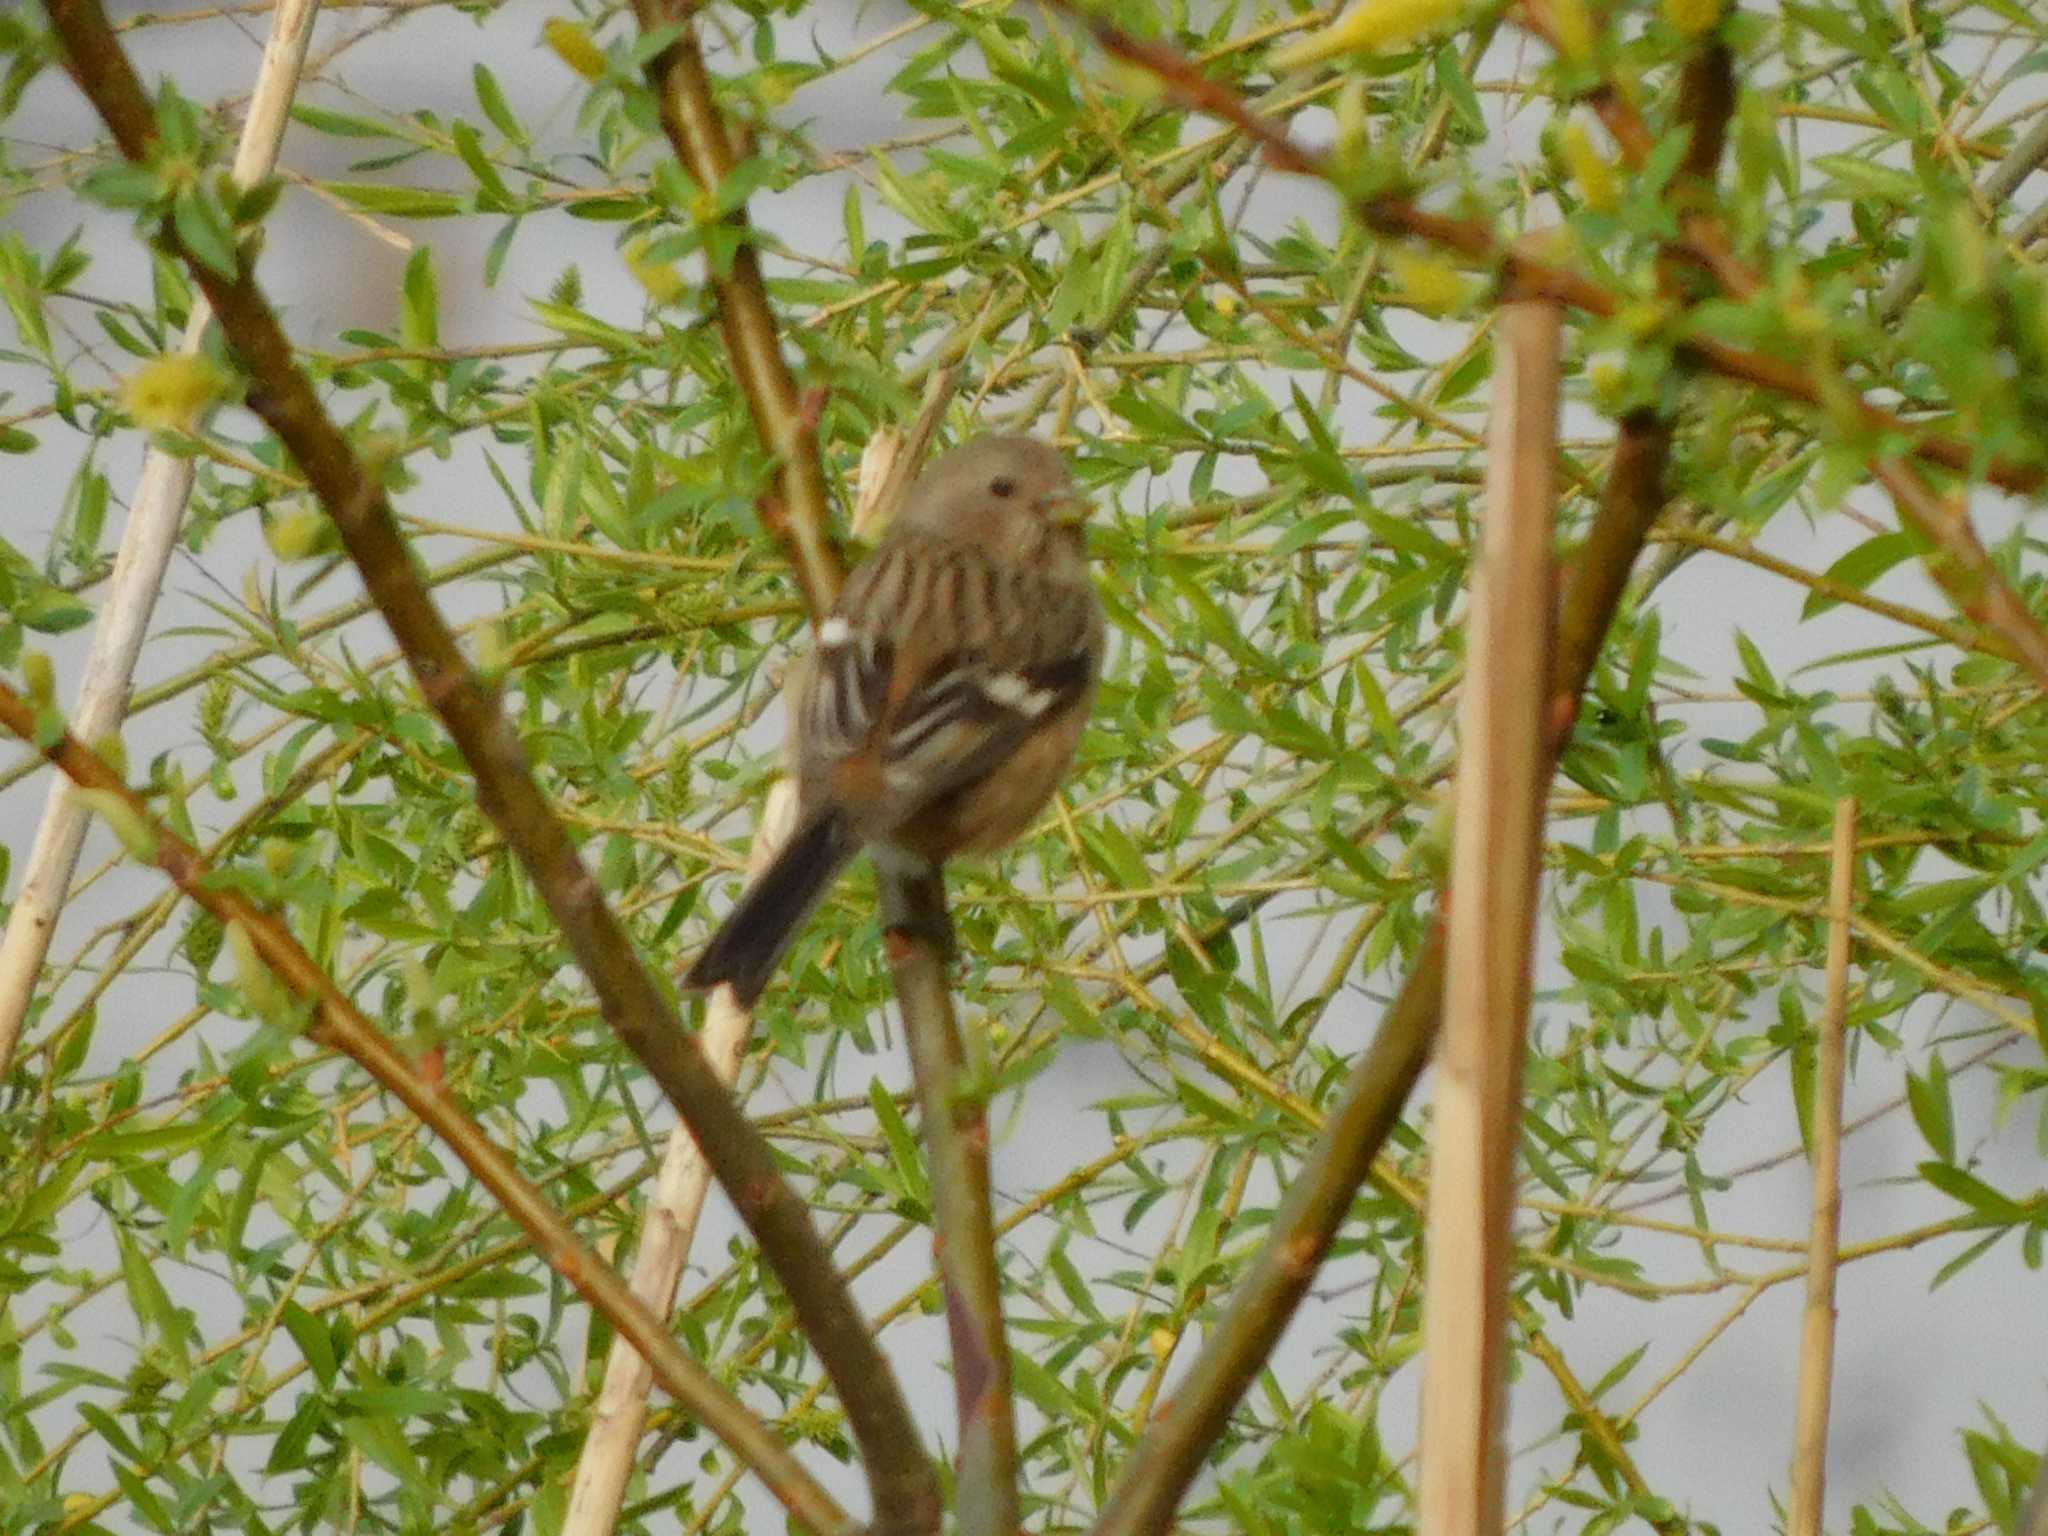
[
  {"left": 0, "top": 0, "right": 318, "bottom": 1077},
  {"left": 42, "top": 0, "right": 934, "bottom": 1519},
  {"left": 0, "top": 680, "right": 852, "bottom": 1536}
]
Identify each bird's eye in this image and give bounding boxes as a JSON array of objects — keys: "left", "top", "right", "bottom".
[{"left": 989, "top": 477, "right": 1016, "bottom": 498}]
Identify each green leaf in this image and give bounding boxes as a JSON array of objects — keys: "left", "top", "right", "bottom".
[
  {"left": 400, "top": 245, "right": 439, "bottom": 352},
  {"left": 171, "top": 185, "right": 239, "bottom": 276},
  {"left": 339, "top": 1409, "right": 424, "bottom": 1485},
  {"left": 451, "top": 120, "right": 513, "bottom": 209},
  {"left": 1918, "top": 1160, "right": 2021, "bottom": 1220},
  {"left": 1802, "top": 532, "right": 1916, "bottom": 619},
  {"left": 868, "top": 1077, "right": 928, "bottom": 1213},
  {"left": 291, "top": 104, "right": 401, "bottom": 139},
  {"left": 1906, "top": 1055, "right": 1955, "bottom": 1164},
  {"left": 473, "top": 63, "right": 528, "bottom": 145},
  {"left": 318, "top": 182, "right": 466, "bottom": 219}
]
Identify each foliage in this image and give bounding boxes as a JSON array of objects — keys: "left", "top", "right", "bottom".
[{"left": 3, "top": 0, "right": 2048, "bottom": 1531}]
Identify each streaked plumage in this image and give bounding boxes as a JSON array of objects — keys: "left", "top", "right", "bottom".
[{"left": 683, "top": 435, "right": 1104, "bottom": 1004}]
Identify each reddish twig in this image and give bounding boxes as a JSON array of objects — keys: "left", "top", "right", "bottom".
[
  {"left": 0, "top": 680, "right": 853, "bottom": 1536},
  {"left": 633, "top": 5, "right": 844, "bottom": 622},
  {"left": 44, "top": 1, "right": 934, "bottom": 1522},
  {"left": 1056, "top": 4, "right": 2046, "bottom": 498}
]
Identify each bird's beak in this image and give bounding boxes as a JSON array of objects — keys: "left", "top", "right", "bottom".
[{"left": 1041, "top": 491, "right": 1091, "bottom": 529}]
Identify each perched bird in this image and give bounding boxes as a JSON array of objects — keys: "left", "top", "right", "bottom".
[{"left": 683, "top": 434, "right": 1105, "bottom": 1005}]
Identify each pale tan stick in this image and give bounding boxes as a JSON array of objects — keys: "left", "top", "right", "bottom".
[
  {"left": 1789, "top": 797, "right": 1858, "bottom": 1536},
  {"left": 561, "top": 387, "right": 956, "bottom": 1536},
  {"left": 561, "top": 780, "right": 797, "bottom": 1536},
  {"left": 1418, "top": 299, "right": 1561, "bottom": 1536},
  {"left": 0, "top": 0, "right": 321, "bottom": 1076}
]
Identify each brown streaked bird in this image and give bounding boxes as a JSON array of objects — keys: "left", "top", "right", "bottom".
[{"left": 683, "top": 434, "right": 1104, "bottom": 1005}]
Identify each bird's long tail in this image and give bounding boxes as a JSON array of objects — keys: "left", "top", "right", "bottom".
[{"left": 681, "top": 810, "right": 861, "bottom": 1006}]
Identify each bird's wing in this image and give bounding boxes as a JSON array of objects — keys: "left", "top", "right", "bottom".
[{"left": 800, "top": 541, "right": 1097, "bottom": 817}]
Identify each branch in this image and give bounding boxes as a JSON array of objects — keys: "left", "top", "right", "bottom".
[
  {"left": 1051, "top": 4, "right": 2046, "bottom": 500},
  {"left": 1874, "top": 460, "right": 2048, "bottom": 693},
  {"left": 2021, "top": 1426, "right": 2048, "bottom": 1536},
  {"left": 43, "top": 0, "right": 936, "bottom": 1521},
  {"left": 1787, "top": 798, "right": 1857, "bottom": 1536},
  {"left": 0, "top": 681, "right": 852, "bottom": 1536},
  {"left": 1418, "top": 300, "right": 1560, "bottom": 1536},
  {"left": 0, "top": 0, "right": 319, "bottom": 1079},
  {"left": 565, "top": 378, "right": 952, "bottom": 1536},
  {"left": 563, "top": 781, "right": 798, "bottom": 1536},
  {"left": 1877, "top": 112, "right": 2048, "bottom": 323},
  {"left": 632, "top": 2, "right": 843, "bottom": 623},
  {"left": 1088, "top": 409, "right": 1674, "bottom": 1536},
  {"left": 886, "top": 893, "right": 1018, "bottom": 1536}
]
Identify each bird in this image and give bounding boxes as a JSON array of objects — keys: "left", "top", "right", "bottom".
[{"left": 682, "top": 433, "right": 1105, "bottom": 1006}]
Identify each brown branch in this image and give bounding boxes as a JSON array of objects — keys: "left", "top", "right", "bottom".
[
  {"left": 1875, "top": 460, "right": 2048, "bottom": 693},
  {"left": 2021, "top": 1427, "right": 2048, "bottom": 1536},
  {"left": 0, "top": 681, "right": 853, "bottom": 1536},
  {"left": 43, "top": 1, "right": 936, "bottom": 1523},
  {"left": 0, "top": 0, "right": 319, "bottom": 1081},
  {"left": 564, "top": 783, "right": 799, "bottom": 1536},
  {"left": 1052, "top": 2, "right": 2046, "bottom": 499},
  {"left": 1418, "top": 301, "right": 1561, "bottom": 1536},
  {"left": 1518, "top": 12, "right": 2048, "bottom": 682},
  {"left": 1788, "top": 799, "right": 1857, "bottom": 1536},
  {"left": 1088, "top": 411, "right": 1675, "bottom": 1536},
  {"left": 886, "top": 898, "right": 1018, "bottom": 1536},
  {"left": 632, "top": 1, "right": 843, "bottom": 623}
]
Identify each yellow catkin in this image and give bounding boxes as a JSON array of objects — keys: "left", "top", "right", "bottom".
[
  {"left": 1271, "top": 0, "right": 1469, "bottom": 68},
  {"left": 21, "top": 650, "right": 54, "bottom": 706},
  {"left": 264, "top": 506, "right": 330, "bottom": 562},
  {"left": 542, "top": 17, "right": 607, "bottom": 81},
  {"left": 119, "top": 354, "right": 230, "bottom": 434},
  {"left": 1548, "top": 0, "right": 1596, "bottom": 61},
  {"left": 1662, "top": 0, "right": 1722, "bottom": 36},
  {"left": 227, "top": 920, "right": 291, "bottom": 1021},
  {"left": 624, "top": 237, "right": 686, "bottom": 307},
  {"left": 1563, "top": 119, "right": 1619, "bottom": 212},
  {"left": 1387, "top": 249, "right": 1472, "bottom": 315},
  {"left": 1334, "top": 77, "right": 1372, "bottom": 162},
  {"left": 1104, "top": 58, "right": 1167, "bottom": 105}
]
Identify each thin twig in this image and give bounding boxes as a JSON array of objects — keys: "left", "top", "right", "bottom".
[
  {"left": 888, "top": 901, "right": 1019, "bottom": 1536},
  {"left": 0, "top": 681, "right": 853, "bottom": 1536},
  {"left": 631, "top": 2, "right": 843, "bottom": 623},
  {"left": 0, "top": 0, "right": 319, "bottom": 1078},
  {"left": 1878, "top": 113, "right": 2048, "bottom": 322},
  {"left": 1046, "top": 2, "right": 2047, "bottom": 499},
  {"left": 1418, "top": 299, "right": 1560, "bottom": 1536},
  {"left": 1788, "top": 798, "right": 1858, "bottom": 1536},
  {"left": 1087, "top": 408, "right": 1674, "bottom": 1536},
  {"left": 1874, "top": 460, "right": 2048, "bottom": 694},
  {"left": 42, "top": 1, "right": 935, "bottom": 1520},
  {"left": 562, "top": 782, "right": 798, "bottom": 1536}
]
